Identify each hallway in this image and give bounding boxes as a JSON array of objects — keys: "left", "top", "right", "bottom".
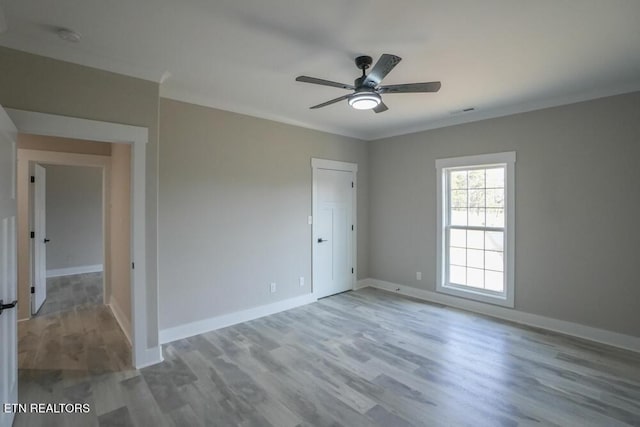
[{"left": 15, "top": 274, "right": 131, "bottom": 427}]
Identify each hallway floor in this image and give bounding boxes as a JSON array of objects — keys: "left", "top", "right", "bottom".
[
  {"left": 15, "top": 273, "right": 131, "bottom": 427},
  {"left": 35, "top": 272, "right": 103, "bottom": 317}
]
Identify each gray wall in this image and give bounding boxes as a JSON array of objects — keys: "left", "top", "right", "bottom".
[
  {"left": 0, "top": 46, "right": 161, "bottom": 348},
  {"left": 44, "top": 165, "right": 103, "bottom": 271},
  {"left": 369, "top": 92, "right": 640, "bottom": 337},
  {"left": 3, "top": 46, "right": 638, "bottom": 343},
  {"left": 158, "top": 98, "right": 369, "bottom": 330}
]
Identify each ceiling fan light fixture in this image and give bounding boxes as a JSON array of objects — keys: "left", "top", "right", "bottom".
[{"left": 348, "top": 92, "right": 381, "bottom": 110}]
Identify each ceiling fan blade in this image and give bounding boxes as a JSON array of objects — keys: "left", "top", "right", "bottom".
[
  {"left": 296, "top": 76, "right": 354, "bottom": 90},
  {"left": 379, "top": 81, "right": 442, "bottom": 94},
  {"left": 373, "top": 101, "right": 389, "bottom": 113},
  {"left": 362, "top": 54, "right": 402, "bottom": 88},
  {"left": 310, "top": 94, "right": 350, "bottom": 109}
]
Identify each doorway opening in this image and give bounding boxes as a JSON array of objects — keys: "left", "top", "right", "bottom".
[
  {"left": 31, "top": 163, "right": 105, "bottom": 318},
  {"left": 16, "top": 134, "right": 133, "bottom": 374},
  {"left": 5, "top": 107, "right": 161, "bottom": 369}
]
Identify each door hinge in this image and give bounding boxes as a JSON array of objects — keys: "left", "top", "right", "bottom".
[
  {"left": 30, "top": 231, "right": 35, "bottom": 239},
  {"left": 31, "top": 286, "right": 35, "bottom": 294},
  {"left": 351, "top": 268, "right": 354, "bottom": 274},
  {"left": 351, "top": 181, "right": 354, "bottom": 188},
  {"left": 30, "top": 176, "right": 35, "bottom": 183},
  {"left": 351, "top": 224, "right": 354, "bottom": 231},
  {"left": 131, "top": 262, "right": 135, "bottom": 270}
]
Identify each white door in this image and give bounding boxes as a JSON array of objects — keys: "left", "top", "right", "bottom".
[
  {"left": 0, "top": 106, "right": 18, "bottom": 427},
  {"left": 32, "top": 164, "right": 47, "bottom": 314},
  {"left": 313, "top": 167, "right": 354, "bottom": 299}
]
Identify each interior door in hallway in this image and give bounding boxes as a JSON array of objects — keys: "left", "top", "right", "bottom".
[
  {"left": 32, "top": 164, "right": 47, "bottom": 314},
  {"left": 313, "top": 166, "right": 354, "bottom": 299},
  {"left": 0, "top": 105, "right": 18, "bottom": 427}
]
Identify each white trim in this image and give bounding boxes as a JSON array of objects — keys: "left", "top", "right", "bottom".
[
  {"left": 108, "top": 297, "right": 132, "bottom": 345},
  {"left": 354, "top": 279, "right": 369, "bottom": 290},
  {"left": 436, "top": 151, "right": 516, "bottom": 308},
  {"left": 311, "top": 158, "right": 358, "bottom": 299},
  {"left": 7, "top": 109, "right": 160, "bottom": 369},
  {"left": 159, "top": 293, "right": 317, "bottom": 344},
  {"left": 358, "top": 278, "right": 640, "bottom": 353},
  {"left": 6, "top": 109, "right": 147, "bottom": 145},
  {"left": 311, "top": 158, "right": 358, "bottom": 173},
  {"left": 46, "top": 264, "right": 103, "bottom": 278},
  {"left": 435, "top": 151, "right": 516, "bottom": 169},
  {"left": 134, "top": 347, "right": 164, "bottom": 369}
]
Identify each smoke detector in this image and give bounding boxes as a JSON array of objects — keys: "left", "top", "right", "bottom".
[{"left": 57, "top": 28, "right": 81, "bottom": 43}]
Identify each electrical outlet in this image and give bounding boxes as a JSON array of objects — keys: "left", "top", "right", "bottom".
[
  {"left": 416, "top": 272, "right": 422, "bottom": 281},
  {"left": 270, "top": 282, "right": 276, "bottom": 293},
  {"left": 299, "top": 277, "right": 305, "bottom": 287}
]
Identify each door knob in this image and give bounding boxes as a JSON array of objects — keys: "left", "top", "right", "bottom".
[
  {"left": 0, "top": 299, "right": 17, "bottom": 316},
  {"left": 317, "top": 238, "right": 328, "bottom": 243},
  {"left": 44, "top": 238, "right": 50, "bottom": 243}
]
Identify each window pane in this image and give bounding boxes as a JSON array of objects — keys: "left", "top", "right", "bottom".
[
  {"left": 485, "top": 231, "right": 504, "bottom": 251},
  {"left": 450, "top": 229, "right": 466, "bottom": 247},
  {"left": 467, "top": 230, "right": 484, "bottom": 249},
  {"left": 449, "top": 247, "right": 466, "bottom": 266},
  {"left": 486, "top": 168, "right": 504, "bottom": 188},
  {"left": 467, "top": 249, "right": 484, "bottom": 269},
  {"left": 485, "top": 270, "right": 504, "bottom": 292},
  {"left": 469, "top": 189, "right": 485, "bottom": 208},
  {"left": 450, "top": 265, "right": 466, "bottom": 285},
  {"left": 451, "top": 190, "right": 467, "bottom": 208},
  {"left": 486, "top": 189, "right": 504, "bottom": 208},
  {"left": 486, "top": 208, "right": 504, "bottom": 227},
  {"left": 468, "top": 170, "right": 485, "bottom": 188},
  {"left": 451, "top": 208, "right": 468, "bottom": 226},
  {"left": 468, "top": 208, "right": 485, "bottom": 226},
  {"left": 441, "top": 159, "right": 512, "bottom": 304},
  {"left": 450, "top": 171, "right": 467, "bottom": 189},
  {"left": 467, "top": 267, "right": 484, "bottom": 288},
  {"left": 485, "top": 250, "right": 504, "bottom": 272}
]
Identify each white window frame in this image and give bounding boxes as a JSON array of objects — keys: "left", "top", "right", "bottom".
[{"left": 436, "top": 151, "right": 516, "bottom": 307}]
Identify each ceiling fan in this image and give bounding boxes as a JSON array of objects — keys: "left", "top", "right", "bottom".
[{"left": 296, "top": 54, "right": 441, "bottom": 113}]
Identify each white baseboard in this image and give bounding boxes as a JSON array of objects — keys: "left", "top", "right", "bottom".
[
  {"left": 354, "top": 279, "right": 370, "bottom": 290},
  {"left": 159, "top": 293, "right": 317, "bottom": 344},
  {"left": 46, "top": 264, "right": 103, "bottom": 278},
  {"left": 134, "top": 346, "right": 163, "bottom": 370},
  {"left": 108, "top": 297, "right": 132, "bottom": 346},
  {"left": 358, "top": 278, "right": 640, "bottom": 353}
]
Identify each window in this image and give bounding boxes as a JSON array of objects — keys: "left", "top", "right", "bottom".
[{"left": 436, "top": 152, "right": 515, "bottom": 307}]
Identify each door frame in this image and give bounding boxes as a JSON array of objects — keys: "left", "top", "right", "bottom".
[
  {"left": 0, "top": 105, "right": 18, "bottom": 427},
  {"left": 20, "top": 153, "right": 110, "bottom": 320},
  {"left": 31, "top": 163, "right": 48, "bottom": 315},
  {"left": 311, "top": 158, "right": 358, "bottom": 298},
  {"left": 7, "top": 108, "right": 162, "bottom": 368}
]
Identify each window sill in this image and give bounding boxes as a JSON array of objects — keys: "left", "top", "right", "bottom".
[{"left": 437, "top": 283, "right": 514, "bottom": 308}]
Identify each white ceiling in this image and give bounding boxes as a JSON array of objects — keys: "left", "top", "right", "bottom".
[{"left": 1, "top": 0, "right": 639, "bottom": 140}]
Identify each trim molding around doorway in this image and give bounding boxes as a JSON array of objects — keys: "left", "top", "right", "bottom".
[
  {"left": 6, "top": 108, "right": 161, "bottom": 369},
  {"left": 311, "top": 158, "right": 358, "bottom": 299}
]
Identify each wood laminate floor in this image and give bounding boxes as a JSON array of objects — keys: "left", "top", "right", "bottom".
[
  {"left": 14, "top": 288, "right": 640, "bottom": 426},
  {"left": 36, "top": 272, "right": 103, "bottom": 317}
]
